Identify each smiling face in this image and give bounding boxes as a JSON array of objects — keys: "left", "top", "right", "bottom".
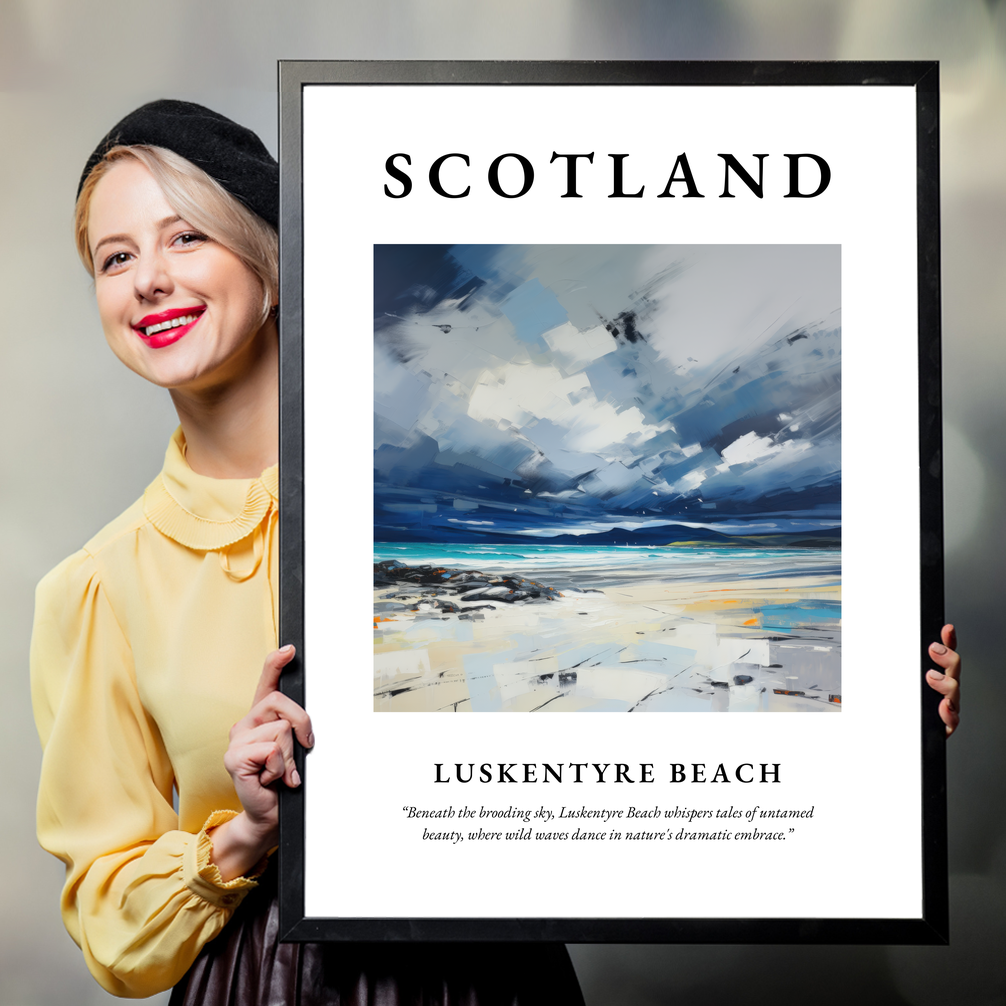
[{"left": 87, "top": 158, "right": 272, "bottom": 392}]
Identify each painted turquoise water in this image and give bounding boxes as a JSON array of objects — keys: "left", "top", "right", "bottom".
[{"left": 374, "top": 541, "right": 840, "bottom": 590}]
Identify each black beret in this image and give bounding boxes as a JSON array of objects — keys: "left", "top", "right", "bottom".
[{"left": 78, "top": 99, "right": 278, "bottom": 228}]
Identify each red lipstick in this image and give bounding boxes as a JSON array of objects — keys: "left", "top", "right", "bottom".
[{"left": 132, "top": 306, "right": 205, "bottom": 349}]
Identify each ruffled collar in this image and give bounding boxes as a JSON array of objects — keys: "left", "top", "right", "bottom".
[{"left": 143, "top": 428, "right": 278, "bottom": 551}]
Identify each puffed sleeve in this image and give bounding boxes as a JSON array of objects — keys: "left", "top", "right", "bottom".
[{"left": 31, "top": 549, "right": 262, "bottom": 998}]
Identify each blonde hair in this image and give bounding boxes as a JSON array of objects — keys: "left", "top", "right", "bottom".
[{"left": 75, "top": 145, "right": 278, "bottom": 322}]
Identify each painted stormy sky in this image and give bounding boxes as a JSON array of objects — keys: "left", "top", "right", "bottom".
[{"left": 374, "top": 245, "right": 840, "bottom": 544}]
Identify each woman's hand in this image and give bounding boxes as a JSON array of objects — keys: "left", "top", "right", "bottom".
[
  {"left": 209, "top": 645, "right": 314, "bottom": 881},
  {"left": 926, "top": 624, "right": 961, "bottom": 737}
]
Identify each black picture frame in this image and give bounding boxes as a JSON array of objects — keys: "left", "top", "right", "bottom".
[{"left": 277, "top": 60, "right": 945, "bottom": 944}]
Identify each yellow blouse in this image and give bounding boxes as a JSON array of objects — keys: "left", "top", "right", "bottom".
[{"left": 31, "top": 429, "right": 279, "bottom": 998}]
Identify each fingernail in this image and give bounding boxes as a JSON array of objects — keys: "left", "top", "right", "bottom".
[
  {"left": 931, "top": 643, "right": 947, "bottom": 655},
  {"left": 280, "top": 644, "right": 295, "bottom": 654},
  {"left": 307, "top": 732, "right": 315, "bottom": 748},
  {"left": 291, "top": 768, "right": 301, "bottom": 787},
  {"left": 927, "top": 670, "right": 944, "bottom": 680}
]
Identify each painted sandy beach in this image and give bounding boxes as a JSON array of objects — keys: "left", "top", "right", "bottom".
[{"left": 374, "top": 544, "right": 841, "bottom": 712}]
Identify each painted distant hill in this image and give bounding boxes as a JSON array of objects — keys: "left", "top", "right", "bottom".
[{"left": 375, "top": 522, "right": 841, "bottom": 549}]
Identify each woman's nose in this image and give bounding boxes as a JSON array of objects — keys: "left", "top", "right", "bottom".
[{"left": 133, "top": 249, "right": 173, "bottom": 302}]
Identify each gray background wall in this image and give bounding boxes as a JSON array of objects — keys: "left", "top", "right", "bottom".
[{"left": 1, "top": 2, "right": 1002, "bottom": 1003}]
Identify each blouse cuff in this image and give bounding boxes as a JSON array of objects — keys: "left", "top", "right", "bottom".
[{"left": 183, "top": 810, "right": 269, "bottom": 909}]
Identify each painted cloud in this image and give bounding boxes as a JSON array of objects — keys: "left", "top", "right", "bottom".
[{"left": 374, "top": 244, "right": 840, "bottom": 544}]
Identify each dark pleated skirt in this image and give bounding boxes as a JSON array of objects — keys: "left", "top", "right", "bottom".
[{"left": 169, "top": 869, "right": 584, "bottom": 1006}]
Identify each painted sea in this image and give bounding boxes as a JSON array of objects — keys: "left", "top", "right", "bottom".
[{"left": 373, "top": 543, "right": 841, "bottom": 713}]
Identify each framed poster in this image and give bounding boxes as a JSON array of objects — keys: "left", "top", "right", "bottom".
[{"left": 277, "top": 61, "right": 946, "bottom": 943}]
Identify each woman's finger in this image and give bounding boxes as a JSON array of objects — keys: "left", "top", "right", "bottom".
[
  {"left": 941, "top": 623, "right": 957, "bottom": 653},
  {"left": 926, "top": 667, "right": 960, "bottom": 737},
  {"left": 255, "top": 741, "right": 287, "bottom": 787},
  {"left": 939, "top": 698, "right": 961, "bottom": 736},
  {"left": 233, "top": 718, "right": 301, "bottom": 788},
  {"left": 925, "top": 668, "right": 959, "bottom": 703},
  {"left": 252, "top": 644, "right": 296, "bottom": 707},
  {"left": 224, "top": 738, "right": 287, "bottom": 787},
  {"left": 928, "top": 640, "right": 960, "bottom": 683},
  {"left": 927, "top": 685, "right": 960, "bottom": 736},
  {"left": 244, "top": 690, "right": 313, "bottom": 748}
]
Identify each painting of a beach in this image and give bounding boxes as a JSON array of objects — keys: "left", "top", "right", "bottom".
[{"left": 373, "top": 244, "right": 841, "bottom": 712}]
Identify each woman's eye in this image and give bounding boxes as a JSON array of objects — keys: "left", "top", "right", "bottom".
[
  {"left": 173, "top": 231, "right": 208, "bottom": 248},
  {"left": 101, "top": 251, "right": 132, "bottom": 273}
]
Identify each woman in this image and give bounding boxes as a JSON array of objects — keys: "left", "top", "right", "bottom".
[{"left": 31, "top": 100, "right": 586, "bottom": 1004}]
